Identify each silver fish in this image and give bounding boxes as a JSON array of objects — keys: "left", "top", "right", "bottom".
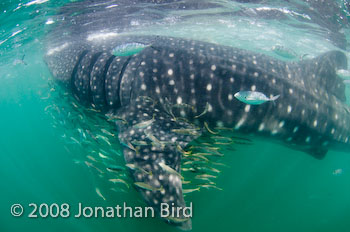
[
  {"left": 234, "top": 91, "right": 280, "bottom": 105},
  {"left": 95, "top": 188, "right": 106, "bottom": 201},
  {"left": 134, "top": 182, "right": 162, "bottom": 191},
  {"left": 112, "top": 42, "right": 149, "bottom": 57},
  {"left": 133, "top": 116, "right": 155, "bottom": 129},
  {"left": 159, "top": 162, "right": 182, "bottom": 178},
  {"left": 272, "top": 45, "right": 297, "bottom": 59},
  {"left": 336, "top": 69, "right": 350, "bottom": 80}
]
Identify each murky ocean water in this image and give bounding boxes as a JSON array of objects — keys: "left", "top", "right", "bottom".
[{"left": 1, "top": 0, "right": 350, "bottom": 231}]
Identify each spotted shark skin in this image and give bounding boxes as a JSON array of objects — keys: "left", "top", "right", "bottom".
[{"left": 45, "top": 35, "right": 350, "bottom": 230}]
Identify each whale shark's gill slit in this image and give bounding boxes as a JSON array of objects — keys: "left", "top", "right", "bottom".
[
  {"left": 101, "top": 55, "right": 116, "bottom": 109},
  {"left": 117, "top": 56, "right": 132, "bottom": 108},
  {"left": 70, "top": 50, "right": 89, "bottom": 99},
  {"left": 87, "top": 52, "right": 104, "bottom": 103}
]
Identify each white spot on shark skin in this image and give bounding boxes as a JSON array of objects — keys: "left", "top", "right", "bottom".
[
  {"left": 335, "top": 114, "right": 339, "bottom": 120},
  {"left": 216, "top": 121, "right": 224, "bottom": 127},
  {"left": 331, "top": 128, "right": 335, "bottom": 134},
  {"left": 141, "top": 61, "right": 146, "bottom": 66},
  {"left": 169, "top": 53, "right": 174, "bottom": 58},
  {"left": 289, "top": 88, "right": 293, "bottom": 94},
  {"left": 190, "top": 74, "right": 195, "bottom": 80},
  {"left": 287, "top": 105, "right": 292, "bottom": 114},
  {"left": 169, "top": 79, "right": 175, "bottom": 85},
  {"left": 251, "top": 85, "right": 256, "bottom": 91},
  {"left": 180, "top": 110, "right": 186, "bottom": 117},
  {"left": 244, "top": 105, "right": 250, "bottom": 112},
  {"left": 271, "top": 129, "right": 278, "bottom": 135},
  {"left": 305, "top": 136, "right": 311, "bottom": 143},
  {"left": 258, "top": 123, "right": 265, "bottom": 131},
  {"left": 141, "top": 84, "right": 147, "bottom": 90},
  {"left": 228, "top": 94, "right": 233, "bottom": 101},
  {"left": 315, "top": 103, "right": 319, "bottom": 109},
  {"left": 279, "top": 121, "right": 285, "bottom": 128},
  {"left": 235, "top": 117, "right": 246, "bottom": 130},
  {"left": 177, "top": 97, "right": 182, "bottom": 104},
  {"left": 208, "top": 104, "right": 213, "bottom": 112},
  {"left": 206, "top": 84, "right": 212, "bottom": 91},
  {"left": 230, "top": 77, "right": 234, "bottom": 83},
  {"left": 211, "top": 65, "right": 216, "bottom": 71},
  {"left": 168, "top": 69, "right": 173, "bottom": 76},
  {"left": 313, "top": 120, "right": 318, "bottom": 127},
  {"left": 153, "top": 68, "right": 158, "bottom": 73},
  {"left": 139, "top": 71, "right": 144, "bottom": 77},
  {"left": 293, "top": 126, "right": 299, "bottom": 133},
  {"left": 155, "top": 86, "right": 160, "bottom": 94},
  {"left": 253, "top": 72, "right": 259, "bottom": 77},
  {"left": 232, "top": 64, "right": 237, "bottom": 71}
]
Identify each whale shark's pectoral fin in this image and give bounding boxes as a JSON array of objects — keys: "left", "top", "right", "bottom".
[
  {"left": 306, "top": 146, "right": 328, "bottom": 160},
  {"left": 112, "top": 97, "right": 201, "bottom": 230}
]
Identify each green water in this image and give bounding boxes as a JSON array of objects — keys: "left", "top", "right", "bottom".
[{"left": 1, "top": 0, "right": 350, "bottom": 232}]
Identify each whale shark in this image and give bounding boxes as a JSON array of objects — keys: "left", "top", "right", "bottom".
[
  {"left": 45, "top": 34, "right": 350, "bottom": 230},
  {"left": 44, "top": 1, "right": 350, "bottom": 230}
]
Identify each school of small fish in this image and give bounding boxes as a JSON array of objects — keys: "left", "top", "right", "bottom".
[{"left": 43, "top": 75, "right": 256, "bottom": 206}]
